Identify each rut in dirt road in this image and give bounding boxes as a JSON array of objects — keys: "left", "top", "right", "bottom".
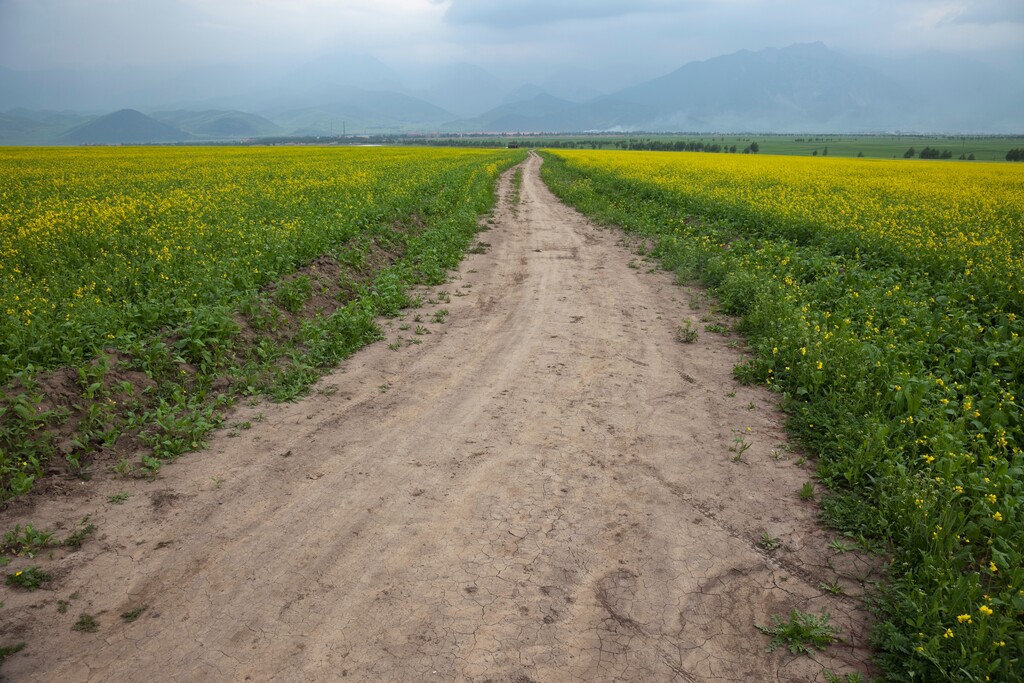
[{"left": 5, "top": 153, "right": 874, "bottom": 682}]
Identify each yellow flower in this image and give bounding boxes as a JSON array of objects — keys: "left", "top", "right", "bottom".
[
  {"left": 943, "top": 628, "right": 954, "bottom": 639},
  {"left": 957, "top": 613, "right": 972, "bottom": 624},
  {"left": 992, "top": 512, "right": 1003, "bottom": 522},
  {"left": 978, "top": 605, "right": 993, "bottom": 617},
  {"left": 989, "top": 561, "right": 998, "bottom": 572}
]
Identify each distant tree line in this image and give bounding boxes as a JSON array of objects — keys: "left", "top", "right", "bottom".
[
  {"left": 1007, "top": 149, "right": 1024, "bottom": 162},
  {"left": 611, "top": 139, "right": 759, "bottom": 154},
  {"left": 904, "top": 146, "right": 955, "bottom": 160}
]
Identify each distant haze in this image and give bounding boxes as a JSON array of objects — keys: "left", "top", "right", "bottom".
[{"left": 1, "top": 1, "right": 1022, "bottom": 136}]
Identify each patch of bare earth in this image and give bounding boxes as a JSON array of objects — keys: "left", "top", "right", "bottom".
[{"left": 1, "top": 153, "right": 876, "bottom": 681}]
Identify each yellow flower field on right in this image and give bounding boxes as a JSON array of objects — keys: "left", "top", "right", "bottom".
[{"left": 540, "top": 149, "right": 1023, "bottom": 682}]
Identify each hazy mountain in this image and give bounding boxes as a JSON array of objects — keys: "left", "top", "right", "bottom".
[
  {"left": 445, "top": 42, "right": 1021, "bottom": 132},
  {"left": 59, "top": 109, "right": 190, "bottom": 145},
  {"left": 605, "top": 42, "right": 909, "bottom": 132},
  {"left": 152, "top": 110, "right": 282, "bottom": 138},
  {"left": 499, "top": 84, "right": 550, "bottom": 105},
  {"left": 859, "top": 51, "right": 1024, "bottom": 133},
  {"left": 451, "top": 93, "right": 578, "bottom": 132},
  {"left": 0, "top": 109, "right": 90, "bottom": 144},
  {"left": 267, "top": 88, "right": 455, "bottom": 135},
  {"left": 2, "top": 43, "right": 1020, "bottom": 139},
  {"left": 412, "top": 63, "right": 511, "bottom": 118}
]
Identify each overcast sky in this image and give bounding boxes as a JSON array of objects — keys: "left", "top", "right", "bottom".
[{"left": 1, "top": 0, "right": 1022, "bottom": 81}]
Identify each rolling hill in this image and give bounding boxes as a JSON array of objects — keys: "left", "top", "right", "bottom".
[{"left": 59, "top": 109, "right": 190, "bottom": 145}]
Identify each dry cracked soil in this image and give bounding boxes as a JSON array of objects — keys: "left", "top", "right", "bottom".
[{"left": 1, "top": 153, "right": 878, "bottom": 682}]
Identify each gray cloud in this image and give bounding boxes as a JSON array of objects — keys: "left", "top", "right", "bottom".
[
  {"left": 0, "top": 0, "right": 1020, "bottom": 95},
  {"left": 443, "top": 0, "right": 681, "bottom": 27},
  {"left": 948, "top": 0, "right": 1024, "bottom": 24}
]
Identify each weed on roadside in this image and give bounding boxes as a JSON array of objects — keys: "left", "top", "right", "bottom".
[
  {"left": 0, "top": 643, "right": 25, "bottom": 665},
  {"left": 120, "top": 605, "right": 148, "bottom": 622},
  {"left": 759, "top": 531, "right": 781, "bottom": 551},
  {"left": 72, "top": 613, "right": 99, "bottom": 633},
  {"left": 1, "top": 524, "right": 54, "bottom": 557},
  {"left": 6, "top": 566, "right": 51, "bottom": 590},
  {"left": 729, "top": 436, "right": 752, "bottom": 462},
  {"left": 675, "top": 320, "right": 698, "bottom": 343},
  {"left": 63, "top": 519, "right": 96, "bottom": 549},
  {"left": 756, "top": 609, "right": 841, "bottom": 655}
]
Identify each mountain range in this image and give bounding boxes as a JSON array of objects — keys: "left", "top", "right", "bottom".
[{"left": 1, "top": 43, "right": 1021, "bottom": 144}]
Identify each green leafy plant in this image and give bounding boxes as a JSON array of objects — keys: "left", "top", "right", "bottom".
[
  {"left": 72, "top": 613, "right": 99, "bottom": 633},
  {"left": 6, "top": 566, "right": 51, "bottom": 590},
  {"left": 756, "top": 609, "right": 841, "bottom": 654},
  {"left": 729, "top": 436, "right": 752, "bottom": 462},
  {"left": 675, "top": 320, "right": 698, "bottom": 343},
  {"left": 63, "top": 521, "right": 96, "bottom": 549},
  {"left": 1, "top": 524, "right": 54, "bottom": 557},
  {"left": 759, "top": 531, "right": 781, "bottom": 551}
]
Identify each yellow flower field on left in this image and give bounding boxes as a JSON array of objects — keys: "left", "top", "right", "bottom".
[
  {"left": 0, "top": 145, "right": 522, "bottom": 498},
  {"left": 0, "top": 146, "right": 514, "bottom": 381}
]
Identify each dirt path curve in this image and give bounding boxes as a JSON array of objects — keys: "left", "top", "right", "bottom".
[{"left": 4, "top": 153, "right": 875, "bottom": 682}]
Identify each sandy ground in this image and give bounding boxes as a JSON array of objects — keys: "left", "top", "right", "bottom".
[{"left": 1, "top": 153, "right": 877, "bottom": 682}]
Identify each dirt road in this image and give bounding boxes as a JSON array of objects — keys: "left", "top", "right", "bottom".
[{"left": 3, "top": 153, "right": 874, "bottom": 681}]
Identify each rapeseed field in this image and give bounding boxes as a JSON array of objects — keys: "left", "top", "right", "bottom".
[{"left": 541, "top": 149, "right": 1023, "bottom": 682}]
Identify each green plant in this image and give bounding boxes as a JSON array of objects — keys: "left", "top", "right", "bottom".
[
  {"left": 799, "top": 481, "right": 815, "bottom": 500},
  {"left": 113, "top": 458, "right": 137, "bottom": 478},
  {"left": 705, "top": 322, "right": 730, "bottom": 334},
  {"left": 675, "top": 320, "right": 698, "bottom": 343},
  {"left": 828, "top": 539, "right": 855, "bottom": 554},
  {"left": 823, "top": 670, "right": 864, "bottom": 683},
  {"left": 0, "top": 643, "right": 25, "bottom": 665},
  {"left": 756, "top": 609, "right": 841, "bottom": 655},
  {"left": 1, "top": 524, "right": 54, "bottom": 557},
  {"left": 120, "top": 605, "right": 148, "bottom": 622},
  {"left": 820, "top": 578, "right": 845, "bottom": 595},
  {"left": 72, "top": 613, "right": 99, "bottom": 633},
  {"left": 6, "top": 566, "right": 51, "bottom": 590},
  {"left": 63, "top": 522, "right": 95, "bottom": 549},
  {"left": 759, "top": 531, "right": 781, "bottom": 551},
  {"left": 432, "top": 309, "right": 449, "bottom": 324},
  {"left": 729, "top": 436, "right": 752, "bottom": 462},
  {"left": 107, "top": 492, "right": 131, "bottom": 505}
]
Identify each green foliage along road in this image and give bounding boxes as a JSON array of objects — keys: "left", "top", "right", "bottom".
[
  {"left": 540, "top": 149, "right": 1023, "bottom": 682},
  {"left": 0, "top": 146, "right": 523, "bottom": 498}
]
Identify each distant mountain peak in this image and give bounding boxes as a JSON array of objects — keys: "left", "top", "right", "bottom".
[{"left": 59, "top": 108, "right": 190, "bottom": 145}]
